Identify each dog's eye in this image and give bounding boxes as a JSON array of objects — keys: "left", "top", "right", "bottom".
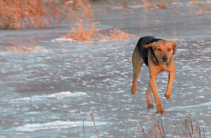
[
  {"left": 167, "top": 48, "right": 171, "bottom": 51},
  {"left": 157, "top": 49, "right": 161, "bottom": 51}
]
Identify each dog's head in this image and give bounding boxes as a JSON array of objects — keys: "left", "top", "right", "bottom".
[{"left": 143, "top": 40, "right": 177, "bottom": 63}]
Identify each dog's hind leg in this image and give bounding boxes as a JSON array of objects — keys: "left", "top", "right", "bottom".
[
  {"left": 146, "top": 83, "right": 154, "bottom": 108},
  {"left": 131, "top": 46, "right": 144, "bottom": 95}
]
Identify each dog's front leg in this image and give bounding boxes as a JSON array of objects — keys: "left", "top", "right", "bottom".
[
  {"left": 149, "top": 74, "right": 165, "bottom": 114},
  {"left": 164, "top": 69, "right": 176, "bottom": 99}
]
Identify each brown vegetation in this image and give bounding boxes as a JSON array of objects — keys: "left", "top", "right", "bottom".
[
  {"left": 173, "top": 116, "right": 205, "bottom": 138},
  {"left": 109, "top": 0, "right": 129, "bottom": 12},
  {"left": 107, "top": 28, "right": 138, "bottom": 40},
  {"left": 191, "top": 0, "right": 205, "bottom": 7},
  {"left": 155, "top": 0, "right": 167, "bottom": 9},
  {"left": 142, "top": 0, "right": 154, "bottom": 9},
  {"left": 71, "top": 0, "right": 95, "bottom": 18},
  {"left": 66, "top": 20, "right": 137, "bottom": 41},
  {"left": 66, "top": 20, "right": 101, "bottom": 41},
  {"left": 0, "top": 43, "right": 40, "bottom": 53},
  {"left": 137, "top": 119, "right": 166, "bottom": 137},
  {"left": 142, "top": 0, "right": 167, "bottom": 9},
  {"left": 82, "top": 113, "right": 99, "bottom": 138},
  {"left": 137, "top": 116, "right": 205, "bottom": 138},
  {"left": 83, "top": 114, "right": 205, "bottom": 138},
  {"left": 0, "top": 0, "right": 94, "bottom": 30},
  {"left": 0, "top": 0, "right": 63, "bottom": 29}
]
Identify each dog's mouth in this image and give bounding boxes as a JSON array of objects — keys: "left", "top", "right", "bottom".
[{"left": 162, "top": 59, "right": 170, "bottom": 63}]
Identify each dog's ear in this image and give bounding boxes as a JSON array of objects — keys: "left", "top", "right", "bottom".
[
  {"left": 143, "top": 42, "right": 156, "bottom": 50},
  {"left": 170, "top": 41, "right": 177, "bottom": 55}
]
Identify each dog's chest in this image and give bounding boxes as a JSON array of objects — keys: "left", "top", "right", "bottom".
[{"left": 158, "top": 63, "right": 172, "bottom": 72}]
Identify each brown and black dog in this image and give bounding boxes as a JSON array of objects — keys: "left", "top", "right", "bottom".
[{"left": 131, "top": 36, "right": 177, "bottom": 114}]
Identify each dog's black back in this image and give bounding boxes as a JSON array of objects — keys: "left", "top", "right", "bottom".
[{"left": 136, "top": 36, "right": 162, "bottom": 66}]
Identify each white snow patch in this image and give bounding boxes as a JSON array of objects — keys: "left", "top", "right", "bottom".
[
  {"left": 176, "top": 49, "right": 189, "bottom": 53},
  {"left": 167, "top": 101, "right": 211, "bottom": 111},
  {"left": 11, "top": 92, "right": 87, "bottom": 103},
  {"left": 53, "top": 37, "right": 75, "bottom": 42},
  {"left": 53, "top": 37, "right": 94, "bottom": 43},
  {"left": 196, "top": 96, "right": 205, "bottom": 99},
  {"left": 14, "top": 121, "right": 107, "bottom": 132}
]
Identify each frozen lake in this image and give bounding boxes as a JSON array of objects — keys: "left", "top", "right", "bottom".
[{"left": 0, "top": 1, "right": 211, "bottom": 137}]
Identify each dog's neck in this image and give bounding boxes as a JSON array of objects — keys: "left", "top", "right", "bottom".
[{"left": 150, "top": 49, "right": 159, "bottom": 65}]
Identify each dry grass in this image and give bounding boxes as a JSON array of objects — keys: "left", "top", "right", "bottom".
[
  {"left": 71, "top": 0, "right": 95, "bottom": 18},
  {"left": 142, "top": 0, "right": 167, "bottom": 9},
  {"left": 155, "top": 0, "right": 167, "bottom": 9},
  {"left": 107, "top": 28, "right": 138, "bottom": 40},
  {"left": 82, "top": 113, "right": 99, "bottom": 138},
  {"left": 82, "top": 114, "right": 205, "bottom": 138},
  {"left": 136, "top": 116, "right": 205, "bottom": 138},
  {"left": 142, "top": 0, "right": 154, "bottom": 9},
  {"left": 0, "top": 0, "right": 64, "bottom": 29},
  {"left": 174, "top": 116, "right": 205, "bottom": 138},
  {"left": 137, "top": 119, "right": 166, "bottom": 137},
  {"left": 169, "top": 33, "right": 183, "bottom": 40},
  {"left": 191, "top": 0, "right": 205, "bottom": 7},
  {"left": 109, "top": 0, "right": 129, "bottom": 12},
  {"left": 91, "top": 113, "right": 100, "bottom": 138},
  {"left": 0, "top": 43, "right": 40, "bottom": 53},
  {"left": 0, "top": 0, "right": 95, "bottom": 30},
  {"left": 189, "top": 8, "right": 203, "bottom": 15},
  {"left": 66, "top": 20, "right": 137, "bottom": 42},
  {"left": 66, "top": 20, "right": 101, "bottom": 41}
]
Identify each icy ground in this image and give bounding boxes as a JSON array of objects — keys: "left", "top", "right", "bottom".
[{"left": 0, "top": 1, "right": 211, "bottom": 138}]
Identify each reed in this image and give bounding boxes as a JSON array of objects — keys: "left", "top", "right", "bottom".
[
  {"left": 66, "top": 20, "right": 101, "bottom": 41},
  {"left": 136, "top": 116, "right": 205, "bottom": 138},
  {"left": 0, "top": 0, "right": 63, "bottom": 29},
  {"left": 65, "top": 19, "right": 137, "bottom": 42},
  {"left": 0, "top": 43, "right": 40, "bottom": 53},
  {"left": 0, "top": 0, "right": 95, "bottom": 30}
]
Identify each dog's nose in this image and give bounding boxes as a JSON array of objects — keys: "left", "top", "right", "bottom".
[{"left": 162, "top": 56, "right": 167, "bottom": 62}]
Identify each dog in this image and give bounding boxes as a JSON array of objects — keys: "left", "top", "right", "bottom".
[{"left": 131, "top": 36, "right": 176, "bottom": 114}]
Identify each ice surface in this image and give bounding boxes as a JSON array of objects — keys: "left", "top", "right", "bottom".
[
  {"left": 14, "top": 121, "right": 107, "bottom": 132},
  {"left": 10, "top": 91, "right": 87, "bottom": 103},
  {"left": 0, "top": 1, "right": 211, "bottom": 137}
]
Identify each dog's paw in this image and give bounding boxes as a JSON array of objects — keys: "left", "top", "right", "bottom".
[
  {"left": 131, "top": 85, "right": 137, "bottom": 95},
  {"left": 147, "top": 104, "right": 154, "bottom": 109},
  {"left": 156, "top": 108, "right": 166, "bottom": 114},
  {"left": 164, "top": 93, "right": 172, "bottom": 99}
]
